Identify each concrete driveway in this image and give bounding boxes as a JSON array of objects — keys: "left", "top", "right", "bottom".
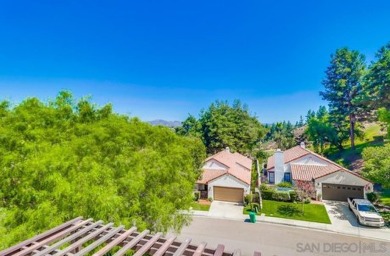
[
  {"left": 208, "top": 200, "right": 244, "bottom": 219},
  {"left": 323, "top": 200, "right": 359, "bottom": 228}
]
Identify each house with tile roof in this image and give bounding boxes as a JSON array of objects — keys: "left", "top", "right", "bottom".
[
  {"left": 196, "top": 147, "right": 252, "bottom": 203},
  {"left": 265, "top": 142, "right": 373, "bottom": 201}
]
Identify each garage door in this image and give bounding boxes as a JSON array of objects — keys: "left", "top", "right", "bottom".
[
  {"left": 322, "top": 183, "right": 364, "bottom": 201},
  {"left": 214, "top": 186, "right": 244, "bottom": 203}
]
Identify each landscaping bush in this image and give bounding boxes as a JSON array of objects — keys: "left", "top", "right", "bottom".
[
  {"left": 193, "top": 191, "right": 200, "bottom": 201},
  {"left": 207, "top": 197, "right": 213, "bottom": 202},
  {"left": 272, "top": 191, "right": 291, "bottom": 202},
  {"left": 366, "top": 192, "right": 379, "bottom": 203},
  {"left": 277, "top": 181, "right": 293, "bottom": 188},
  {"left": 260, "top": 183, "right": 270, "bottom": 192},
  {"left": 244, "top": 194, "right": 253, "bottom": 205},
  {"left": 304, "top": 198, "right": 311, "bottom": 204},
  {"left": 277, "top": 204, "right": 303, "bottom": 216},
  {"left": 289, "top": 190, "right": 299, "bottom": 202},
  {"left": 261, "top": 190, "right": 275, "bottom": 200}
]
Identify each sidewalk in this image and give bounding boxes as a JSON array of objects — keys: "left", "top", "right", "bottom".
[{"left": 190, "top": 210, "right": 390, "bottom": 242}]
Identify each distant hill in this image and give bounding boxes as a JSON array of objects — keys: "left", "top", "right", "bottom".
[{"left": 148, "top": 119, "right": 182, "bottom": 128}]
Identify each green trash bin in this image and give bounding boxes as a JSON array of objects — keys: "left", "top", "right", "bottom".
[{"left": 249, "top": 211, "right": 256, "bottom": 223}]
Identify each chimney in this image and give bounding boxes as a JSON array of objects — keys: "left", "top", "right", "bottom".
[
  {"left": 225, "top": 147, "right": 230, "bottom": 153},
  {"left": 300, "top": 142, "right": 305, "bottom": 149},
  {"left": 274, "top": 149, "right": 285, "bottom": 184}
]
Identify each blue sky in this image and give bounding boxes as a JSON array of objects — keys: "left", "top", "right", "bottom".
[{"left": 1, "top": 1, "right": 389, "bottom": 123}]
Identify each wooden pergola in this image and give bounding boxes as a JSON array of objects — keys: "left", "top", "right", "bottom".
[{"left": 0, "top": 217, "right": 261, "bottom": 256}]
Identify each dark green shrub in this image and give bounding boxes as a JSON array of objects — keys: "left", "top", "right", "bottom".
[
  {"left": 260, "top": 183, "right": 270, "bottom": 192},
  {"left": 289, "top": 190, "right": 298, "bottom": 202},
  {"left": 277, "top": 181, "right": 293, "bottom": 188},
  {"left": 272, "top": 191, "right": 291, "bottom": 202},
  {"left": 304, "top": 198, "right": 311, "bottom": 204},
  {"left": 244, "top": 194, "right": 253, "bottom": 205},
  {"left": 366, "top": 192, "right": 378, "bottom": 203},
  {"left": 193, "top": 191, "right": 200, "bottom": 201},
  {"left": 261, "top": 190, "right": 274, "bottom": 200}
]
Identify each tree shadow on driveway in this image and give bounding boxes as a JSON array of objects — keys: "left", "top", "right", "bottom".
[{"left": 323, "top": 200, "right": 359, "bottom": 227}]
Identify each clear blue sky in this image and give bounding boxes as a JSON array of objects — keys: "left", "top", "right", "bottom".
[{"left": 1, "top": 1, "right": 389, "bottom": 123}]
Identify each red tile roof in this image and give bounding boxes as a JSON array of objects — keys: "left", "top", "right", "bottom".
[
  {"left": 267, "top": 145, "right": 371, "bottom": 183},
  {"left": 266, "top": 146, "right": 310, "bottom": 170},
  {"left": 290, "top": 163, "right": 340, "bottom": 181},
  {"left": 197, "top": 169, "right": 227, "bottom": 184},
  {"left": 200, "top": 150, "right": 252, "bottom": 185},
  {"left": 205, "top": 150, "right": 252, "bottom": 170}
]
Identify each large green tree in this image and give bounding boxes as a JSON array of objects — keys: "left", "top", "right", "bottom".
[
  {"left": 365, "top": 42, "right": 390, "bottom": 110},
  {"left": 362, "top": 144, "right": 390, "bottom": 188},
  {"left": 0, "top": 92, "right": 205, "bottom": 249},
  {"left": 263, "top": 121, "right": 296, "bottom": 150},
  {"left": 177, "top": 100, "right": 265, "bottom": 155},
  {"left": 320, "top": 48, "right": 367, "bottom": 149},
  {"left": 305, "top": 106, "right": 338, "bottom": 153}
]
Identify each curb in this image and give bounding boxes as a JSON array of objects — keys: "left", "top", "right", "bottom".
[
  {"left": 256, "top": 218, "right": 390, "bottom": 243},
  {"left": 190, "top": 214, "right": 390, "bottom": 242}
]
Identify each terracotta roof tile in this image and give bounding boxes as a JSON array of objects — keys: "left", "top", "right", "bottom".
[
  {"left": 200, "top": 149, "right": 252, "bottom": 185},
  {"left": 290, "top": 163, "right": 340, "bottom": 181},
  {"left": 197, "top": 169, "right": 227, "bottom": 184},
  {"left": 266, "top": 146, "right": 310, "bottom": 170}
]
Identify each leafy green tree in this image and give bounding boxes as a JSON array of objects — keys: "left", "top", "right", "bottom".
[
  {"left": 305, "top": 106, "right": 337, "bottom": 153},
  {"left": 177, "top": 100, "right": 266, "bottom": 155},
  {"left": 365, "top": 42, "right": 390, "bottom": 109},
  {"left": 175, "top": 114, "right": 201, "bottom": 137},
  {"left": 378, "top": 108, "right": 390, "bottom": 138},
  {"left": 264, "top": 121, "right": 296, "bottom": 150},
  {"left": 0, "top": 92, "right": 206, "bottom": 249},
  {"left": 362, "top": 144, "right": 390, "bottom": 188},
  {"left": 320, "top": 48, "right": 367, "bottom": 149}
]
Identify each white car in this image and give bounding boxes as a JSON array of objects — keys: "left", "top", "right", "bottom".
[{"left": 347, "top": 198, "right": 385, "bottom": 227}]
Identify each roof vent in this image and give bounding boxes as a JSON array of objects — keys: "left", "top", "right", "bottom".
[
  {"left": 225, "top": 147, "right": 230, "bottom": 152},
  {"left": 300, "top": 142, "right": 305, "bottom": 149}
]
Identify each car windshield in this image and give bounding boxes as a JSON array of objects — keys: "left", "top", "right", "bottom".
[{"left": 357, "top": 204, "right": 377, "bottom": 212}]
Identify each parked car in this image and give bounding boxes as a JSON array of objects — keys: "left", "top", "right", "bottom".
[{"left": 347, "top": 197, "right": 385, "bottom": 227}]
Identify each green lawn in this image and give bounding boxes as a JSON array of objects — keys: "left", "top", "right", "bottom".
[
  {"left": 191, "top": 202, "right": 210, "bottom": 211},
  {"left": 259, "top": 200, "right": 331, "bottom": 224},
  {"left": 380, "top": 189, "right": 390, "bottom": 207}
]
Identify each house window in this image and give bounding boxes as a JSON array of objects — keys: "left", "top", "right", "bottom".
[
  {"left": 284, "top": 173, "right": 291, "bottom": 182},
  {"left": 269, "top": 172, "right": 275, "bottom": 184}
]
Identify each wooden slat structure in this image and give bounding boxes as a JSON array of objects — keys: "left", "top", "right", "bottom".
[{"left": 0, "top": 217, "right": 261, "bottom": 256}]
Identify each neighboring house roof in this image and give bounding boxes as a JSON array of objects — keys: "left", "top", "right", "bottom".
[
  {"left": 266, "top": 146, "right": 310, "bottom": 170},
  {"left": 267, "top": 145, "right": 371, "bottom": 183},
  {"left": 199, "top": 149, "right": 252, "bottom": 185},
  {"left": 205, "top": 150, "right": 252, "bottom": 170},
  {"left": 290, "top": 163, "right": 340, "bottom": 181},
  {"left": 0, "top": 217, "right": 261, "bottom": 256}
]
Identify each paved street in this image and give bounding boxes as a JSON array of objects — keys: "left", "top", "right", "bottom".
[{"left": 172, "top": 217, "right": 390, "bottom": 256}]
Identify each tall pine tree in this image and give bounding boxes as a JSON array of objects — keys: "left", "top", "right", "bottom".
[{"left": 320, "top": 48, "right": 366, "bottom": 149}]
